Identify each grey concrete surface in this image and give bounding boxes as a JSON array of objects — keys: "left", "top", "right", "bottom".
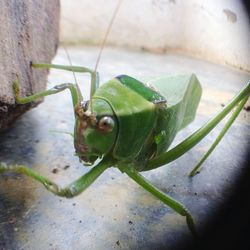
[{"left": 0, "top": 46, "right": 249, "bottom": 250}]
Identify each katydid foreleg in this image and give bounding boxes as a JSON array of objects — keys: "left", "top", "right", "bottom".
[
  {"left": 13, "top": 62, "right": 101, "bottom": 109},
  {"left": 14, "top": 78, "right": 81, "bottom": 106},
  {"left": 0, "top": 160, "right": 111, "bottom": 197},
  {"left": 32, "top": 63, "right": 100, "bottom": 96}
]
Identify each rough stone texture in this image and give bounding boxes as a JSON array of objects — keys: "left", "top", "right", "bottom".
[{"left": 0, "top": 0, "right": 60, "bottom": 130}]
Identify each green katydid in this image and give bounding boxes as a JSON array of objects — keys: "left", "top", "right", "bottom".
[{"left": 0, "top": 1, "right": 250, "bottom": 236}]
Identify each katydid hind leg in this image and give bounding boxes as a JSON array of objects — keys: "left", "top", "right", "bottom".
[
  {"left": 0, "top": 161, "right": 110, "bottom": 197},
  {"left": 189, "top": 95, "right": 249, "bottom": 177},
  {"left": 145, "top": 82, "right": 250, "bottom": 171}
]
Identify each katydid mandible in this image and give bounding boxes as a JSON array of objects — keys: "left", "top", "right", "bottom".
[{"left": 0, "top": 1, "right": 250, "bottom": 236}]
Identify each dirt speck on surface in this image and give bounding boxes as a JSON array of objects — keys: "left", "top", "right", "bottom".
[
  {"left": 63, "top": 165, "right": 70, "bottom": 170},
  {"left": 244, "top": 105, "right": 250, "bottom": 112},
  {"left": 52, "top": 168, "right": 59, "bottom": 174}
]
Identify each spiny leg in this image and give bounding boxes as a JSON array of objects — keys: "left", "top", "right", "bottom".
[
  {"left": 189, "top": 96, "right": 249, "bottom": 177},
  {"left": 32, "top": 63, "right": 99, "bottom": 96},
  {"left": 145, "top": 82, "right": 250, "bottom": 171},
  {"left": 118, "top": 165, "right": 197, "bottom": 235},
  {"left": 14, "top": 75, "right": 82, "bottom": 107},
  {"left": 0, "top": 161, "right": 111, "bottom": 197}
]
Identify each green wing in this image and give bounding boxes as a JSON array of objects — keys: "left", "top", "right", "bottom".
[
  {"left": 151, "top": 74, "right": 202, "bottom": 129},
  {"left": 147, "top": 74, "right": 202, "bottom": 154}
]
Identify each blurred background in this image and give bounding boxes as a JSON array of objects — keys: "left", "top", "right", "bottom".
[{"left": 60, "top": 0, "right": 250, "bottom": 72}]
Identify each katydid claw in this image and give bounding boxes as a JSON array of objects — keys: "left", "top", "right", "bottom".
[
  {"left": 44, "top": 181, "right": 59, "bottom": 193},
  {"left": 43, "top": 181, "right": 77, "bottom": 198}
]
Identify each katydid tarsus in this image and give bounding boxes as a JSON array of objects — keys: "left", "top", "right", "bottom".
[{"left": 0, "top": 1, "right": 249, "bottom": 236}]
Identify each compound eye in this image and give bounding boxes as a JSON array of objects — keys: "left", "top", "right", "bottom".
[{"left": 98, "top": 116, "right": 114, "bottom": 133}]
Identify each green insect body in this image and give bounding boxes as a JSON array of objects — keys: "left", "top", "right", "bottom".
[{"left": 75, "top": 74, "right": 202, "bottom": 173}]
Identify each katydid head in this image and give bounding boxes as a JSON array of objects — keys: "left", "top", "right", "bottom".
[
  {"left": 74, "top": 98, "right": 118, "bottom": 164},
  {"left": 72, "top": 0, "right": 123, "bottom": 165}
]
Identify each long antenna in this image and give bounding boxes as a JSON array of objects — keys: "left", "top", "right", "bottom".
[
  {"left": 94, "top": 0, "right": 123, "bottom": 72},
  {"left": 63, "top": 46, "right": 78, "bottom": 86}
]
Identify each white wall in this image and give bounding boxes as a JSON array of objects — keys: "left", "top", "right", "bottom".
[{"left": 60, "top": 0, "right": 250, "bottom": 72}]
